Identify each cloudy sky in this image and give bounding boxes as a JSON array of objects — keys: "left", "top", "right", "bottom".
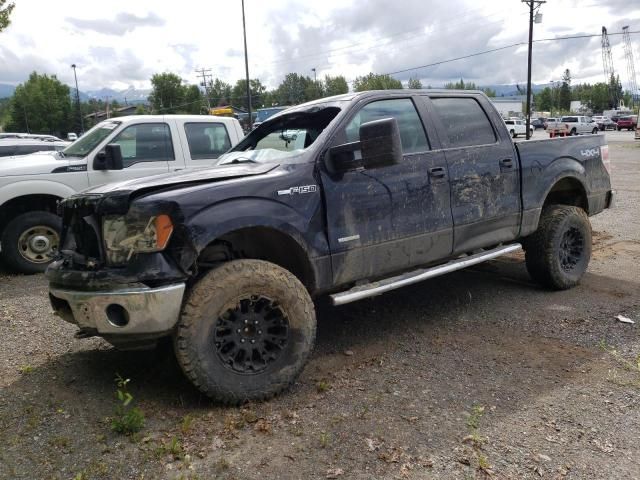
[{"left": 0, "top": 0, "right": 639, "bottom": 92}]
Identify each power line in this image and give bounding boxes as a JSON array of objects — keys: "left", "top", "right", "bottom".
[{"left": 347, "top": 28, "right": 640, "bottom": 84}]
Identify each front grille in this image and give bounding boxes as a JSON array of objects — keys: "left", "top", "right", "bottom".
[{"left": 60, "top": 195, "right": 104, "bottom": 265}]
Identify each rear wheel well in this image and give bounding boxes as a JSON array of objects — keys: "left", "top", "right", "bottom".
[
  {"left": 0, "top": 194, "right": 62, "bottom": 234},
  {"left": 543, "top": 177, "right": 588, "bottom": 213},
  {"left": 197, "top": 227, "right": 316, "bottom": 293}
]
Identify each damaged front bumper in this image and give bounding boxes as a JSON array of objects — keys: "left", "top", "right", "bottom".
[{"left": 49, "top": 282, "right": 186, "bottom": 341}]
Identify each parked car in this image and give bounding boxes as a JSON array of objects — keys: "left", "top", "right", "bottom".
[
  {"left": 48, "top": 90, "right": 614, "bottom": 403},
  {"left": 0, "top": 133, "right": 64, "bottom": 141},
  {"left": 0, "top": 138, "right": 70, "bottom": 157},
  {"left": 592, "top": 116, "right": 616, "bottom": 131},
  {"left": 635, "top": 124, "right": 640, "bottom": 140},
  {"left": 544, "top": 118, "right": 559, "bottom": 130},
  {"left": 504, "top": 119, "right": 533, "bottom": 138},
  {"left": 550, "top": 116, "right": 599, "bottom": 136},
  {"left": 67, "top": 132, "right": 78, "bottom": 141},
  {"left": 0, "top": 115, "right": 244, "bottom": 273},
  {"left": 616, "top": 115, "right": 638, "bottom": 131},
  {"left": 531, "top": 118, "right": 546, "bottom": 129},
  {"left": 252, "top": 106, "right": 289, "bottom": 129}
]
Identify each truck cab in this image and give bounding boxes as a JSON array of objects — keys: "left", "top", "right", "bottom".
[{"left": 0, "top": 115, "right": 244, "bottom": 273}]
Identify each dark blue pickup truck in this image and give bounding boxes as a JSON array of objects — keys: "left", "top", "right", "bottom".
[{"left": 48, "top": 90, "right": 614, "bottom": 403}]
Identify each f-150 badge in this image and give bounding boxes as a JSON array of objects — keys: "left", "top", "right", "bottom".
[{"left": 277, "top": 185, "right": 318, "bottom": 196}]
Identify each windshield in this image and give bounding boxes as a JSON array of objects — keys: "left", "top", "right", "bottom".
[
  {"left": 62, "top": 121, "right": 121, "bottom": 157},
  {"left": 217, "top": 106, "right": 341, "bottom": 165}
]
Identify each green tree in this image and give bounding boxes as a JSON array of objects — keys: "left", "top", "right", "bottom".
[
  {"left": 407, "top": 77, "right": 423, "bottom": 89},
  {"left": 304, "top": 80, "right": 324, "bottom": 102},
  {"left": 183, "top": 84, "right": 203, "bottom": 114},
  {"left": 534, "top": 87, "right": 553, "bottom": 112},
  {"left": 558, "top": 69, "right": 571, "bottom": 111},
  {"left": 6, "top": 72, "right": 72, "bottom": 135},
  {"left": 353, "top": 73, "right": 403, "bottom": 92},
  {"left": 275, "top": 73, "right": 310, "bottom": 105},
  {"left": 208, "top": 78, "right": 232, "bottom": 106},
  {"left": 134, "top": 104, "right": 147, "bottom": 115},
  {"left": 324, "top": 75, "right": 349, "bottom": 96},
  {"left": 0, "top": 0, "right": 15, "bottom": 32},
  {"left": 231, "top": 78, "right": 267, "bottom": 110},
  {"left": 148, "top": 73, "right": 184, "bottom": 113},
  {"left": 443, "top": 78, "right": 495, "bottom": 96}
]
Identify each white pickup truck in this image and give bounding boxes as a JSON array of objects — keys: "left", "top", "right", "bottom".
[
  {"left": 504, "top": 119, "right": 533, "bottom": 138},
  {"left": 557, "top": 116, "right": 599, "bottom": 136},
  {"left": 0, "top": 115, "right": 244, "bottom": 273}
]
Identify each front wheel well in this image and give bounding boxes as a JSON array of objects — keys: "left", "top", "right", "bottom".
[
  {"left": 0, "top": 194, "right": 62, "bottom": 234},
  {"left": 196, "top": 227, "right": 316, "bottom": 293},
  {"left": 542, "top": 177, "right": 588, "bottom": 213}
]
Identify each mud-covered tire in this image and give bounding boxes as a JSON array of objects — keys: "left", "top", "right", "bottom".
[
  {"left": 174, "top": 259, "right": 316, "bottom": 404},
  {"left": 524, "top": 205, "right": 592, "bottom": 290},
  {"left": 510, "top": 129, "right": 516, "bottom": 138},
  {"left": 0, "top": 211, "right": 61, "bottom": 274}
]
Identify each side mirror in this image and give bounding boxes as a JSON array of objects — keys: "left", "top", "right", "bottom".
[
  {"left": 93, "top": 144, "right": 124, "bottom": 171},
  {"left": 359, "top": 117, "right": 402, "bottom": 169},
  {"left": 327, "top": 117, "right": 403, "bottom": 174}
]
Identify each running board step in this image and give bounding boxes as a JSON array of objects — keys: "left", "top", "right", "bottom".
[{"left": 330, "top": 243, "right": 522, "bottom": 306}]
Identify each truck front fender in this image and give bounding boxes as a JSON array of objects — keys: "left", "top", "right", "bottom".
[{"left": 0, "top": 180, "right": 77, "bottom": 208}]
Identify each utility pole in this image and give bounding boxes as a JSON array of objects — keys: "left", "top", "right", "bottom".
[
  {"left": 241, "top": 0, "right": 252, "bottom": 127},
  {"left": 312, "top": 68, "right": 317, "bottom": 82},
  {"left": 195, "top": 68, "right": 213, "bottom": 110},
  {"left": 522, "top": 0, "right": 545, "bottom": 140},
  {"left": 70, "top": 64, "right": 84, "bottom": 134}
]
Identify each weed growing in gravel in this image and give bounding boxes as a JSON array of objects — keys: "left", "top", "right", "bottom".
[
  {"left": 111, "top": 374, "right": 145, "bottom": 435},
  {"left": 464, "top": 404, "right": 492, "bottom": 474},
  {"left": 599, "top": 340, "right": 640, "bottom": 388},
  {"left": 19, "top": 365, "right": 33, "bottom": 374},
  {"left": 316, "top": 380, "right": 330, "bottom": 393},
  {"left": 181, "top": 414, "right": 195, "bottom": 434},
  {"left": 155, "top": 437, "right": 184, "bottom": 460}
]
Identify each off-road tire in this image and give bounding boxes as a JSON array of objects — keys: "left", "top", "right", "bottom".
[
  {"left": 570, "top": 128, "right": 577, "bottom": 136},
  {"left": 510, "top": 129, "right": 517, "bottom": 138},
  {"left": 174, "top": 259, "right": 316, "bottom": 404},
  {"left": 592, "top": 128, "right": 599, "bottom": 134},
  {"left": 524, "top": 205, "right": 592, "bottom": 290},
  {"left": 0, "top": 211, "right": 61, "bottom": 274}
]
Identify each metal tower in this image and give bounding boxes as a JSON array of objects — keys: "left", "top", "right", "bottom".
[
  {"left": 601, "top": 26, "right": 618, "bottom": 108},
  {"left": 622, "top": 26, "right": 638, "bottom": 109}
]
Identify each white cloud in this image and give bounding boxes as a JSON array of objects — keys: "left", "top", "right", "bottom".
[{"left": 0, "top": 0, "right": 638, "bottom": 92}]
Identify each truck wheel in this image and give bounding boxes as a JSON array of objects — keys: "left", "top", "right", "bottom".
[
  {"left": 174, "top": 259, "right": 316, "bottom": 404},
  {"left": 0, "top": 211, "right": 61, "bottom": 274},
  {"left": 592, "top": 128, "right": 599, "bottom": 134},
  {"left": 570, "top": 128, "right": 577, "bottom": 136},
  {"left": 524, "top": 205, "right": 591, "bottom": 290},
  {"left": 510, "top": 129, "right": 516, "bottom": 138}
]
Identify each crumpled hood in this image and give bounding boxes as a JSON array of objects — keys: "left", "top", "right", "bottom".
[
  {"left": 0, "top": 151, "right": 68, "bottom": 177},
  {"left": 81, "top": 162, "right": 280, "bottom": 196}
]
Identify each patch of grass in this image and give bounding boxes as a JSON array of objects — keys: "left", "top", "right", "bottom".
[
  {"left": 600, "top": 340, "right": 640, "bottom": 388},
  {"left": 316, "top": 380, "right": 330, "bottom": 393},
  {"left": 214, "top": 457, "right": 230, "bottom": 472},
  {"left": 319, "top": 431, "right": 331, "bottom": 448},
  {"left": 111, "top": 374, "right": 145, "bottom": 435},
  {"left": 48, "top": 436, "right": 71, "bottom": 449},
  {"left": 155, "top": 437, "right": 184, "bottom": 460},
  {"left": 181, "top": 414, "right": 195, "bottom": 434},
  {"left": 466, "top": 405, "right": 485, "bottom": 430},
  {"left": 19, "top": 365, "right": 33, "bottom": 374}
]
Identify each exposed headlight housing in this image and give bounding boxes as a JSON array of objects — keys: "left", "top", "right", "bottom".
[{"left": 102, "top": 214, "right": 173, "bottom": 265}]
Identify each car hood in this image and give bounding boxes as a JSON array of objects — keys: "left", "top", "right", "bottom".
[
  {"left": 81, "top": 162, "right": 280, "bottom": 196},
  {"left": 0, "top": 151, "right": 68, "bottom": 177}
]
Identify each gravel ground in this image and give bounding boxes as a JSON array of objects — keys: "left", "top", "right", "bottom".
[{"left": 0, "top": 132, "right": 638, "bottom": 480}]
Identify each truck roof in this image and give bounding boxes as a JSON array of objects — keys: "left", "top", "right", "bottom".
[
  {"left": 296, "top": 89, "right": 487, "bottom": 107},
  {"left": 98, "top": 114, "right": 239, "bottom": 123}
]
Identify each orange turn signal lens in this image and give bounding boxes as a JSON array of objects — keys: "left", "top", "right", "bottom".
[{"left": 154, "top": 214, "right": 173, "bottom": 250}]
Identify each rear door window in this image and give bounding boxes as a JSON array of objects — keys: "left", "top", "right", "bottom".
[
  {"left": 185, "top": 123, "right": 232, "bottom": 160},
  {"left": 430, "top": 97, "right": 496, "bottom": 148}
]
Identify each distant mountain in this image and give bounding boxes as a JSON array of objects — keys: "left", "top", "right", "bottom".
[
  {"left": 0, "top": 84, "right": 16, "bottom": 98},
  {"left": 0, "top": 83, "right": 150, "bottom": 104},
  {"left": 481, "top": 83, "right": 548, "bottom": 96}
]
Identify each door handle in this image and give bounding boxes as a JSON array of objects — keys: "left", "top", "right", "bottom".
[
  {"left": 499, "top": 158, "right": 514, "bottom": 169},
  {"left": 429, "top": 166, "right": 446, "bottom": 179}
]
